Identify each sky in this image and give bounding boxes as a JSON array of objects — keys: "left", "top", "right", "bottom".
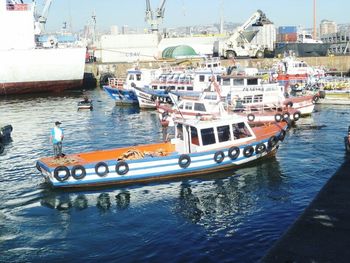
[{"left": 37, "top": 0, "right": 349, "bottom": 32}]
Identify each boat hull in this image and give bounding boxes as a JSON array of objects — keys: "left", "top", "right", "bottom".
[{"left": 103, "top": 86, "right": 138, "bottom": 105}]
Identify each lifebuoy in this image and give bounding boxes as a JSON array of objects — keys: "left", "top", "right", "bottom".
[
  {"left": 268, "top": 136, "right": 278, "bottom": 148},
  {"left": 247, "top": 113, "right": 255, "bottom": 122},
  {"left": 178, "top": 154, "right": 191, "bottom": 168},
  {"left": 293, "top": 111, "right": 301, "bottom": 121},
  {"left": 95, "top": 162, "right": 109, "bottom": 177},
  {"left": 53, "top": 166, "right": 70, "bottom": 182},
  {"left": 274, "top": 113, "right": 283, "bottom": 122},
  {"left": 255, "top": 143, "right": 266, "bottom": 154},
  {"left": 228, "top": 146, "right": 240, "bottom": 160},
  {"left": 71, "top": 165, "right": 86, "bottom": 180},
  {"left": 283, "top": 112, "right": 290, "bottom": 120},
  {"left": 243, "top": 146, "right": 254, "bottom": 157},
  {"left": 279, "top": 130, "right": 286, "bottom": 141},
  {"left": 214, "top": 151, "right": 225, "bottom": 163},
  {"left": 312, "top": 95, "right": 319, "bottom": 104},
  {"left": 116, "top": 161, "right": 129, "bottom": 175}
]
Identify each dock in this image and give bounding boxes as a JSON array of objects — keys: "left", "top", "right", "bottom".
[{"left": 263, "top": 155, "right": 350, "bottom": 262}]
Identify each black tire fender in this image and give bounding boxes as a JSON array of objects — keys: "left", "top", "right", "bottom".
[
  {"left": 178, "top": 154, "right": 191, "bottom": 168},
  {"left": 71, "top": 165, "right": 86, "bottom": 180},
  {"left": 312, "top": 95, "right": 320, "bottom": 104},
  {"left": 268, "top": 136, "right": 278, "bottom": 148},
  {"left": 255, "top": 143, "right": 266, "bottom": 154},
  {"left": 293, "top": 111, "right": 301, "bottom": 121},
  {"left": 214, "top": 151, "right": 225, "bottom": 163},
  {"left": 115, "top": 161, "right": 129, "bottom": 175},
  {"left": 243, "top": 146, "right": 254, "bottom": 157},
  {"left": 228, "top": 146, "right": 240, "bottom": 160},
  {"left": 95, "top": 162, "right": 109, "bottom": 177},
  {"left": 275, "top": 113, "right": 283, "bottom": 122},
  {"left": 279, "top": 130, "right": 286, "bottom": 141},
  {"left": 286, "top": 101, "right": 293, "bottom": 108},
  {"left": 247, "top": 113, "right": 255, "bottom": 122},
  {"left": 283, "top": 112, "right": 290, "bottom": 120},
  {"left": 53, "top": 166, "right": 70, "bottom": 182}
]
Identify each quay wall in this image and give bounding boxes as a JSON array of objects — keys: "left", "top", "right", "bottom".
[{"left": 85, "top": 55, "right": 350, "bottom": 84}]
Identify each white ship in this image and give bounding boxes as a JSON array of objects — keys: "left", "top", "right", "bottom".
[{"left": 0, "top": 1, "right": 86, "bottom": 95}]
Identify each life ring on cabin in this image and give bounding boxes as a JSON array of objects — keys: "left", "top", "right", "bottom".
[
  {"left": 293, "top": 111, "right": 301, "bottom": 121},
  {"left": 279, "top": 130, "right": 287, "bottom": 141},
  {"left": 35, "top": 161, "right": 42, "bottom": 172},
  {"left": 95, "top": 162, "right": 109, "bottom": 177},
  {"left": 286, "top": 101, "right": 293, "bottom": 108},
  {"left": 268, "top": 136, "right": 278, "bottom": 148},
  {"left": 274, "top": 113, "right": 283, "bottom": 122},
  {"left": 247, "top": 113, "right": 255, "bottom": 122},
  {"left": 312, "top": 95, "right": 320, "bottom": 104},
  {"left": 116, "top": 161, "right": 129, "bottom": 175},
  {"left": 178, "top": 154, "right": 191, "bottom": 168},
  {"left": 228, "top": 146, "right": 240, "bottom": 160},
  {"left": 71, "top": 165, "right": 86, "bottom": 180},
  {"left": 53, "top": 166, "right": 70, "bottom": 182},
  {"left": 243, "top": 146, "right": 254, "bottom": 157},
  {"left": 255, "top": 143, "right": 266, "bottom": 154},
  {"left": 283, "top": 112, "right": 290, "bottom": 120},
  {"left": 214, "top": 151, "right": 225, "bottom": 163}
]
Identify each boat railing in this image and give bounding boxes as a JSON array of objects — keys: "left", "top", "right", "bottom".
[
  {"left": 6, "top": 3, "right": 30, "bottom": 11},
  {"left": 108, "top": 78, "right": 124, "bottom": 89}
]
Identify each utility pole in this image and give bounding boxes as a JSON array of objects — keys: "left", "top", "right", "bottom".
[{"left": 313, "top": 0, "right": 317, "bottom": 39}]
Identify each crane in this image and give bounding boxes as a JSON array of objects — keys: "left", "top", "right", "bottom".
[
  {"left": 145, "top": 0, "right": 166, "bottom": 33},
  {"left": 34, "top": 0, "right": 54, "bottom": 33}
]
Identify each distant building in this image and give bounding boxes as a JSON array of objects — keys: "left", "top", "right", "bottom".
[
  {"left": 121, "top": 25, "right": 129, "bottom": 34},
  {"left": 320, "top": 20, "right": 337, "bottom": 36},
  {"left": 110, "top": 25, "right": 119, "bottom": 35}
]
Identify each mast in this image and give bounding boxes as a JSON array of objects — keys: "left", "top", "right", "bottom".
[{"left": 313, "top": 0, "right": 316, "bottom": 39}]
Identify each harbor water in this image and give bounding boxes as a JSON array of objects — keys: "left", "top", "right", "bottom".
[{"left": 0, "top": 87, "right": 348, "bottom": 262}]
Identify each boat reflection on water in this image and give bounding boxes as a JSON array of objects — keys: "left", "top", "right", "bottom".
[{"left": 39, "top": 156, "right": 286, "bottom": 227}]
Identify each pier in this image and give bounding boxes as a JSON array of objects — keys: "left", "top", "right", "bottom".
[{"left": 263, "top": 155, "right": 350, "bottom": 262}]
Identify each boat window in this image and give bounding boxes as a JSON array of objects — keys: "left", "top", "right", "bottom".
[
  {"left": 190, "top": 127, "right": 199, "bottom": 146},
  {"left": 187, "top": 86, "right": 193, "bottom": 91},
  {"left": 176, "top": 124, "right": 183, "bottom": 139},
  {"left": 194, "top": 103, "right": 206, "bottom": 112},
  {"left": 247, "top": 78, "right": 258, "bottom": 85},
  {"left": 152, "top": 85, "right": 158, "bottom": 90},
  {"left": 136, "top": 74, "right": 142, "bottom": 81},
  {"left": 243, "top": 96, "right": 253, "bottom": 104},
  {"left": 184, "top": 102, "right": 193, "bottom": 110},
  {"left": 217, "top": 125, "right": 231, "bottom": 142},
  {"left": 222, "top": 79, "right": 230, "bottom": 86},
  {"left": 233, "top": 79, "right": 244, "bottom": 86},
  {"left": 216, "top": 75, "right": 221, "bottom": 82},
  {"left": 199, "top": 75, "right": 205, "bottom": 82},
  {"left": 170, "top": 86, "right": 176, "bottom": 90},
  {"left": 232, "top": 122, "right": 252, "bottom": 139},
  {"left": 253, "top": 95, "right": 263, "bottom": 103},
  {"left": 201, "top": 128, "right": 216, "bottom": 146},
  {"left": 179, "top": 103, "right": 184, "bottom": 109},
  {"left": 178, "top": 86, "right": 185, "bottom": 90},
  {"left": 160, "top": 86, "right": 166, "bottom": 90},
  {"left": 129, "top": 74, "right": 135, "bottom": 80}
]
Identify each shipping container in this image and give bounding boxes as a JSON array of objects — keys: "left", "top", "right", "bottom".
[
  {"left": 278, "top": 26, "right": 298, "bottom": 34},
  {"left": 276, "top": 33, "right": 297, "bottom": 43}
]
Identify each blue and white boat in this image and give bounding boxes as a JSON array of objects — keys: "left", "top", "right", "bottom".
[{"left": 36, "top": 116, "right": 288, "bottom": 189}]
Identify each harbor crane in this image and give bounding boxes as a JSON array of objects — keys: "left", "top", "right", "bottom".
[
  {"left": 34, "top": 0, "right": 53, "bottom": 33},
  {"left": 145, "top": 0, "right": 166, "bottom": 33}
]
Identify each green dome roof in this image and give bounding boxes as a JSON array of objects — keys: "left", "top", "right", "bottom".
[{"left": 162, "top": 45, "right": 197, "bottom": 59}]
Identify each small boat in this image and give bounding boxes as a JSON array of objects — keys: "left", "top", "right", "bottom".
[
  {"left": 36, "top": 116, "right": 288, "bottom": 189},
  {"left": 0, "top": 124, "right": 13, "bottom": 154},
  {"left": 345, "top": 126, "right": 350, "bottom": 153},
  {"left": 78, "top": 99, "right": 93, "bottom": 110},
  {"left": 103, "top": 78, "right": 139, "bottom": 105}
]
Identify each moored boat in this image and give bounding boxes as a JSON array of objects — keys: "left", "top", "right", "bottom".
[
  {"left": 36, "top": 116, "right": 288, "bottom": 188},
  {"left": 77, "top": 99, "right": 93, "bottom": 110}
]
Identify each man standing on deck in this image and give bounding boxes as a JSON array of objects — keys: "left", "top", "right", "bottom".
[{"left": 50, "top": 121, "right": 64, "bottom": 158}]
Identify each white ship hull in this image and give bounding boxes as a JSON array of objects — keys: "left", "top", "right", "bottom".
[{"left": 0, "top": 47, "right": 85, "bottom": 95}]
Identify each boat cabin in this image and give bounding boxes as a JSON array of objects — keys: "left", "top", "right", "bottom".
[
  {"left": 124, "top": 68, "right": 161, "bottom": 89},
  {"left": 173, "top": 117, "right": 255, "bottom": 154}
]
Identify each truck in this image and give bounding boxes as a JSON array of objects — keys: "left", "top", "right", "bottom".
[{"left": 214, "top": 10, "right": 271, "bottom": 59}]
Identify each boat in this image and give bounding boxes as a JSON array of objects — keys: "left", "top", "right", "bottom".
[
  {"left": 103, "top": 78, "right": 139, "bottom": 105},
  {"left": 35, "top": 116, "right": 288, "bottom": 188},
  {"left": 77, "top": 98, "right": 93, "bottom": 110},
  {"left": 0, "top": 1, "right": 85, "bottom": 95},
  {"left": 0, "top": 123, "right": 13, "bottom": 154}
]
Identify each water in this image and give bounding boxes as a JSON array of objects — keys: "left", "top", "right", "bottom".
[{"left": 0, "top": 88, "right": 349, "bottom": 262}]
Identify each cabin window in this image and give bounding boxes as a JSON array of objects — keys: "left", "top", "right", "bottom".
[
  {"left": 247, "top": 78, "right": 258, "bottom": 85},
  {"left": 187, "top": 86, "right": 194, "bottom": 91},
  {"left": 199, "top": 75, "right": 205, "bottom": 82},
  {"left": 160, "top": 86, "right": 166, "bottom": 90},
  {"left": 176, "top": 124, "right": 183, "bottom": 139},
  {"left": 136, "top": 74, "right": 142, "bottom": 81},
  {"left": 179, "top": 103, "right": 184, "bottom": 109},
  {"left": 152, "top": 85, "right": 158, "bottom": 90},
  {"left": 253, "top": 95, "right": 263, "bottom": 103},
  {"left": 216, "top": 75, "right": 221, "bottom": 82},
  {"left": 170, "top": 86, "right": 176, "bottom": 90},
  {"left": 178, "top": 86, "right": 185, "bottom": 90},
  {"left": 232, "top": 122, "right": 252, "bottom": 139},
  {"left": 190, "top": 127, "right": 199, "bottom": 146},
  {"left": 243, "top": 96, "right": 253, "bottom": 104},
  {"left": 194, "top": 103, "right": 206, "bottom": 112},
  {"left": 222, "top": 79, "right": 230, "bottom": 86},
  {"left": 217, "top": 125, "right": 231, "bottom": 142},
  {"left": 233, "top": 79, "right": 244, "bottom": 86},
  {"left": 184, "top": 102, "right": 193, "bottom": 110},
  {"left": 129, "top": 74, "right": 135, "bottom": 80},
  {"left": 201, "top": 128, "right": 216, "bottom": 146}
]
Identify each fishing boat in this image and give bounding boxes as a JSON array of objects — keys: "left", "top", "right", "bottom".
[
  {"left": 77, "top": 98, "right": 93, "bottom": 110},
  {"left": 0, "top": 1, "right": 85, "bottom": 95},
  {"left": 36, "top": 116, "right": 288, "bottom": 188},
  {"left": 103, "top": 78, "right": 139, "bottom": 105}
]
